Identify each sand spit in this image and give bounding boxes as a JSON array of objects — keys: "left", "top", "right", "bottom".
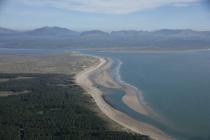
[{"left": 75, "top": 55, "right": 174, "bottom": 140}]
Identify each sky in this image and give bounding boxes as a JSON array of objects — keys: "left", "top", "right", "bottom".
[{"left": 0, "top": 0, "right": 210, "bottom": 31}]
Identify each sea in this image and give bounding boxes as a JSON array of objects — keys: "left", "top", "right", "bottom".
[
  {"left": 1, "top": 48, "right": 210, "bottom": 140},
  {"left": 86, "top": 50, "right": 210, "bottom": 140}
]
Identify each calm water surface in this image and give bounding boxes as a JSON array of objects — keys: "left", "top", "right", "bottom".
[
  {"left": 1, "top": 48, "right": 210, "bottom": 140},
  {"left": 99, "top": 51, "right": 210, "bottom": 140}
]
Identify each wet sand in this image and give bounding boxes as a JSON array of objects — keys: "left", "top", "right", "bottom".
[{"left": 75, "top": 55, "right": 174, "bottom": 140}]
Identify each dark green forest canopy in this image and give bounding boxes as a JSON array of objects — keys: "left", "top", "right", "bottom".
[{"left": 0, "top": 73, "right": 149, "bottom": 140}]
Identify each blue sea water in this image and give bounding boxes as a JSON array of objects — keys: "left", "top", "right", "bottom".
[
  {"left": 1, "top": 48, "right": 210, "bottom": 140},
  {"left": 99, "top": 51, "right": 210, "bottom": 140},
  {"left": 84, "top": 50, "right": 210, "bottom": 140}
]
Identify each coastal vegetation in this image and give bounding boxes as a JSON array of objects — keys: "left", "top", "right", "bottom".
[{"left": 0, "top": 73, "right": 150, "bottom": 140}]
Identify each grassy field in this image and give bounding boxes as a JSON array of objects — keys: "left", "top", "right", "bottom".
[{"left": 0, "top": 53, "right": 98, "bottom": 74}]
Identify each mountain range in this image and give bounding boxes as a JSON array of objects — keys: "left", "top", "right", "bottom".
[
  {"left": 0, "top": 26, "right": 210, "bottom": 50},
  {"left": 1, "top": 26, "right": 210, "bottom": 37}
]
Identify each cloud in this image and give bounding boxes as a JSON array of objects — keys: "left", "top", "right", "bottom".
[{"left": 18, "top": 0, "right": 201, "bottom": 14}]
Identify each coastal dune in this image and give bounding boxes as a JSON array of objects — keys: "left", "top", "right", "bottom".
[{"left": 75, "top": 55, "right": 173, "bottom": 140}]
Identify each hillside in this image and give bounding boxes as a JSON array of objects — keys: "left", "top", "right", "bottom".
[{"left": 0, "top": 27, "right": 210, "bottom": 50}]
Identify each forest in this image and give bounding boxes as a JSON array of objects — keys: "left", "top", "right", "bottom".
[{"left": 0, "top": 73, "right": 149, "bottom": 140}]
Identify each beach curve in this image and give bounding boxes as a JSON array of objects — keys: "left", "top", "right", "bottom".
[{"left": 75, "top": 54, "right": 174, "bottom": 140}]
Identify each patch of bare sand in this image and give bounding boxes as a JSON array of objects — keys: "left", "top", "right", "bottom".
[
  {"left": 75, "top": 56, "right": 174, "bottom": 140},
  {"left": 94, "top": 58, "right": 121, "bottom": 89},
  {"left": 92, "top": 57, "right": 173, "bottom": 128}
]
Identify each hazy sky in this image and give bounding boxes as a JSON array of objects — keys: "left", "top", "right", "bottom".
[{"left": 0, "top": 0, "right": 210, "bottom": 31}]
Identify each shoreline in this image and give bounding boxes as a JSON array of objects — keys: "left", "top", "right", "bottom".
[
  {"left": 75, "top": 54, "right": 173, "bottom": 140},
  {"left": 113, "top": 59, "right": 174, "bottom": 127},
  {"left": 79, "top": 47, "right": 210, "bottom": 54}
]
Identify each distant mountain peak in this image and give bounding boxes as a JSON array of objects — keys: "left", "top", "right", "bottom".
[
  {"left": 111, "top": 30, "right": 148, "bottom": 36},
  {"left": 0, "top": 27, "right": 17, "bottom": 34},
  {"left": 34, "top": 26, "right": 71, "bottom": 31},
  {"left": 27, "top": 26, "right": 78, "bottom": 36},
  {"left": 154, "top": 29, "right": 195, "bottom": 34},
  {"left": 81, "top": 30, "right": 109, "bottom": 36}
]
